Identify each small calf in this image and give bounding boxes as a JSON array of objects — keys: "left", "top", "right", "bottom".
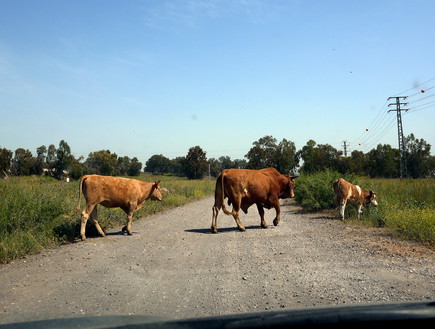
[{"left": 333, "top": 178, "right": 378, "bottom": 220}]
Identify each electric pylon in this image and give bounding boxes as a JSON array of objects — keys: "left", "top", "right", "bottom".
[{"left": 388, "top": 96, "right": 409, "bottom": 178}]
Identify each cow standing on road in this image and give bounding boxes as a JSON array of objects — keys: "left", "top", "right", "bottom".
[
  {"left": 66, "top": 175, "right": 162, "bottom": 240},
  {"left": 333, "top": 178, "right": 378, "bottom": 220},
  {"left": 211, "top": 168, "right": 297, "bottom": 233}
]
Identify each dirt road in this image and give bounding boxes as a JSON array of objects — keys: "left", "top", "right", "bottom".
[{"left": 1, "top": 197, "right": 434, "bottom": 324}]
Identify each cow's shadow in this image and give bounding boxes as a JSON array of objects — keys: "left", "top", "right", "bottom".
[
  {"left": 105, "top": 231, "right": 128, "bottom": 236},
  {"left": 185, "top": 225, "right": 264, "bottom": 234}
]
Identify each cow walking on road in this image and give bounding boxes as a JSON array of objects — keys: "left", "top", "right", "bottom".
[
  {"left": 66, "top": 175, "right": 162, "bottom": 240},
  {"left": 211, "top": 168, "right": 297, "bottom": 233},
  {"left": 333, "top": 178, "right": 378, "bottom": 220}
]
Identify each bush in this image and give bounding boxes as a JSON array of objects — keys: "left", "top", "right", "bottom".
[{"left": 294, "top": 170, "right": 357, "bottom": 211}]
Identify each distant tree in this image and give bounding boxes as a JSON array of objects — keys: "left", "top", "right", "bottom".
[
  {"left": 347, "top": 150, "right": 368, "bottom": 175},
  {"left": 183, "top": 146, "right": 208, "bottom": 179},
  {"left": 245, "top": 135, "right": 277, "bottom": 169},
  {"left": 54, "top": 140, "right": 74, "bottom": 179},
  {"left": 275, "top": 138, "right": 299, "bottom": 174},
  {"left": 0, "top": 147, "right": 13, "bottom": 176},
  {"left": 46, "top": 144, "right": 56, "bottom": 172},
  {"left": 69, "top": 156, "right": 87, "bottom": 180},
  {"left": 298, "top": 140, "right": 342, "bottom": 173},
  {"left": 233, "top": 158, "right": 247, "bottom": 169},
  {"left": 208, "top": 158, "right": 222, "bottom": 177},
  {"left": 85, "top": 150, "right": 118, "bottom": 176},
  {"left": 367, "top": 144, "right": 399, "bottom": 178},
  {"left": 116, "top": 156, "right": 131, "bottom": 176},
  {"left": 170, "top": 157, "right": 185, "bottom": 176},
  {"left": 145, "top": 154, "right": 171, "bottom": 174},
  {"left": 127, "top": 157, "right": 142, "bottom": 176},
  {"left": 34, "top": 145, "right": 47, "bottom": 175},
  {"left": 405, "top": 134, "right": 433, "bottom": 178},
  {"left": 11, "top": 148, "right": 35, "bottom": 176},
  {"left": 219, "top": 156, "right": 234, "bottom": 170}
]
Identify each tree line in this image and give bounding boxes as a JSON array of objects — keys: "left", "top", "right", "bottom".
[{"left": 1, "top": 134, "right": 433, "bottom": 180}]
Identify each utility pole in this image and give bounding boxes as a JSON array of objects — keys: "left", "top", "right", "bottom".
[
  {"left": 388, "top": 96, "right": 409, "bottom": 178},
  {"left": 342, "top": 141, "right": 348, "bottom": 157}
]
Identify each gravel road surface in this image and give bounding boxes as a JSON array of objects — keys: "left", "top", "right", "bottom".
[{"left": 1, "top": 197, "right": 434, "bottom": 324}]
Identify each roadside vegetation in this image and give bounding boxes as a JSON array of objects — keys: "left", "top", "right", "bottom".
[
  {"left": 1, "top": 170, "right": 433, "bottom": 264},
  {"left": 295, "top": 170, "right": 435, "bottom": 246},
  {"left": 0, "top": 175, "right": 215, "bottom": 264}
]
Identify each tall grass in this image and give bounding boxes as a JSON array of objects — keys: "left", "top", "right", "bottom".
[
  {"left": 295, "top": 171, "right": 435, "bottom": 245},
  {"left": 0, "top": 175, "right": 215, "bottom": 264}
]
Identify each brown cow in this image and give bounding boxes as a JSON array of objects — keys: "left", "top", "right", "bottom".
[
  {"left": 211, "top": 168, "right": 297, "bottom": 233},
  {"left": 333, "top": 178, "right": 378, "bottom": 220},
  {"left": 66, "top": 175, "right": 162, "bottom": 240}
]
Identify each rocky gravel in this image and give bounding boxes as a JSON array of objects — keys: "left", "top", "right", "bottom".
[{"left": 0, "top": 197, "right": 434, "bottom": 325}]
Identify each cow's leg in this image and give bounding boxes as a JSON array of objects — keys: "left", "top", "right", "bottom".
[
  {"left": 80, "top": 204, "right": 95, "bottom": 241},
  {"left": 90, "top": 207, "right": 105, "bottom": 237},
  {"left": 211, "top": 205, "right": 220, "bottom": 234},
  {"left": 231, "top": 199, "right": 245, "bottom": 231},
  {"left": 339, "top": 201, "right": 346, "bottom": 220},
  {"left": 270, "top": 198, "right": 281, "bottom": 226},
  {"left": 232, "top": 211, "right": 245, "bottom": 231},
  {"left": 357, "top": 204, "right": 363, "bottom": 219},
  {"left": 256, "top": 204, "right": 267, "bottom": 228}
]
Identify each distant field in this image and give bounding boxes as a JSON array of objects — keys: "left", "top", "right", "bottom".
[{"left": 0, "top": 175, "right": 215, "bottom": 264}]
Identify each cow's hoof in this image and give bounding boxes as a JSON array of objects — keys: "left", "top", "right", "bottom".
[
  {"left": 80, "top": 236, "right": 86, "bottom": 241},
  {"left": 121, "top": 226, "right": 127, "bottom": 233},
  {"left": 211, "top": 227, "right": 218, "bottom": 234},
  {"left": 238, "top": 226, "right": 246, "bottom": 232},
  {"left": 261, "top": 224, "right": 268, "bottom": 229},
  {"left": 273, "top": 219, "right": 279, "bottom": 226}
]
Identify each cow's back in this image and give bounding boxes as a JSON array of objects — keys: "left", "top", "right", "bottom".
[{"left": 82, "top": 175, "right": 141, "bottom": 207}]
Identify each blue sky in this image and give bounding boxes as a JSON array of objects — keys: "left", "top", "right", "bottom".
[{"left": 1, "top": 0, "right": 434, "bottom": 165}]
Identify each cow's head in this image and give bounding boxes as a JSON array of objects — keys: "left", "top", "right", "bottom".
[
  {"left": 365, "top": 191, "right": 378, "bottom": 207},
  {"left": 148, "top": 181, "right": 163, "bottom": 201},
  {"left": 280, "top": 175, "right": 297, "bottom": 199}
]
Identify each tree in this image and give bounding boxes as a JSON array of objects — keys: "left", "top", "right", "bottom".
[
  {"left": 46, "top": 144, "right": 56, "bottom": 171},
  {"left": 170, "top": 157, "right": 185, "bottom": 176},
  {"left": 275, "top": 138, "right": 299, "bottom": 174},
  {"left": 69, "top": 156, "right": 87, "bottom": 180},
  {"left": 145, "top": 154, "right": 171, "bottom": 174},
  {"left": 11, "top": 148, "right": 35, "bottom": 176},
  {"left": 85, "top": 150, "right": 118, "bottom": 176},
  {"left": 405, "top": 134, "right": 433, "bottom": 178},
  {"left": 34, "top": 145, "right": 47, "bottom": 176},
  {"left": 208, "top": 158, "right": 222, "bottom": 177},
  {"left": 116, "top": 156, "right": 131, "bottom": 176},
  {"left": 367, "top": 144, "right": 399, "bottom": 178},
  {"left": 233, "top": 158, "right": 247, "bottom": 169},
  {"left": 182, "top": 146, "right": 208, "bottom": 179},
  {"left": 54, "top": 140, "right": 74, "bottom": 179},
  {"left": 298, "top": 140, "right": 342, "bottom": 173},
  {"left": 0, "top": 147, "right": 13, "bottom": 176},
  {"left": 245, "top": 135, "right": 277, "bottom": 169},
  {"left": 347, "top": 150, "right": 368, "bottom": 175},
  {"left": 127, "top": 157, "right": 142, "bottom": 176}
]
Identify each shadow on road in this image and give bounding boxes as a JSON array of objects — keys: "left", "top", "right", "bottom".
[{"left": 185, "top": 225, "right": 264, "bottom": 234}]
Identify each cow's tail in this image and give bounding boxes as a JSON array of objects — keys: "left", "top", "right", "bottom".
[
  {"left": 219, "top": 172, "right": 233, "bottom": 216},
  {"left": 63, "top": 176, "right": 86, "bottom": 218}
]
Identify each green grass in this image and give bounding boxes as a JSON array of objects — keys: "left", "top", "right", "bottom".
[
  {"left": 0, "top": 175, "right": 215, "bottom": 264},
  {"left": 295, "top": 171, "right": 435, "bottom": 245}
]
